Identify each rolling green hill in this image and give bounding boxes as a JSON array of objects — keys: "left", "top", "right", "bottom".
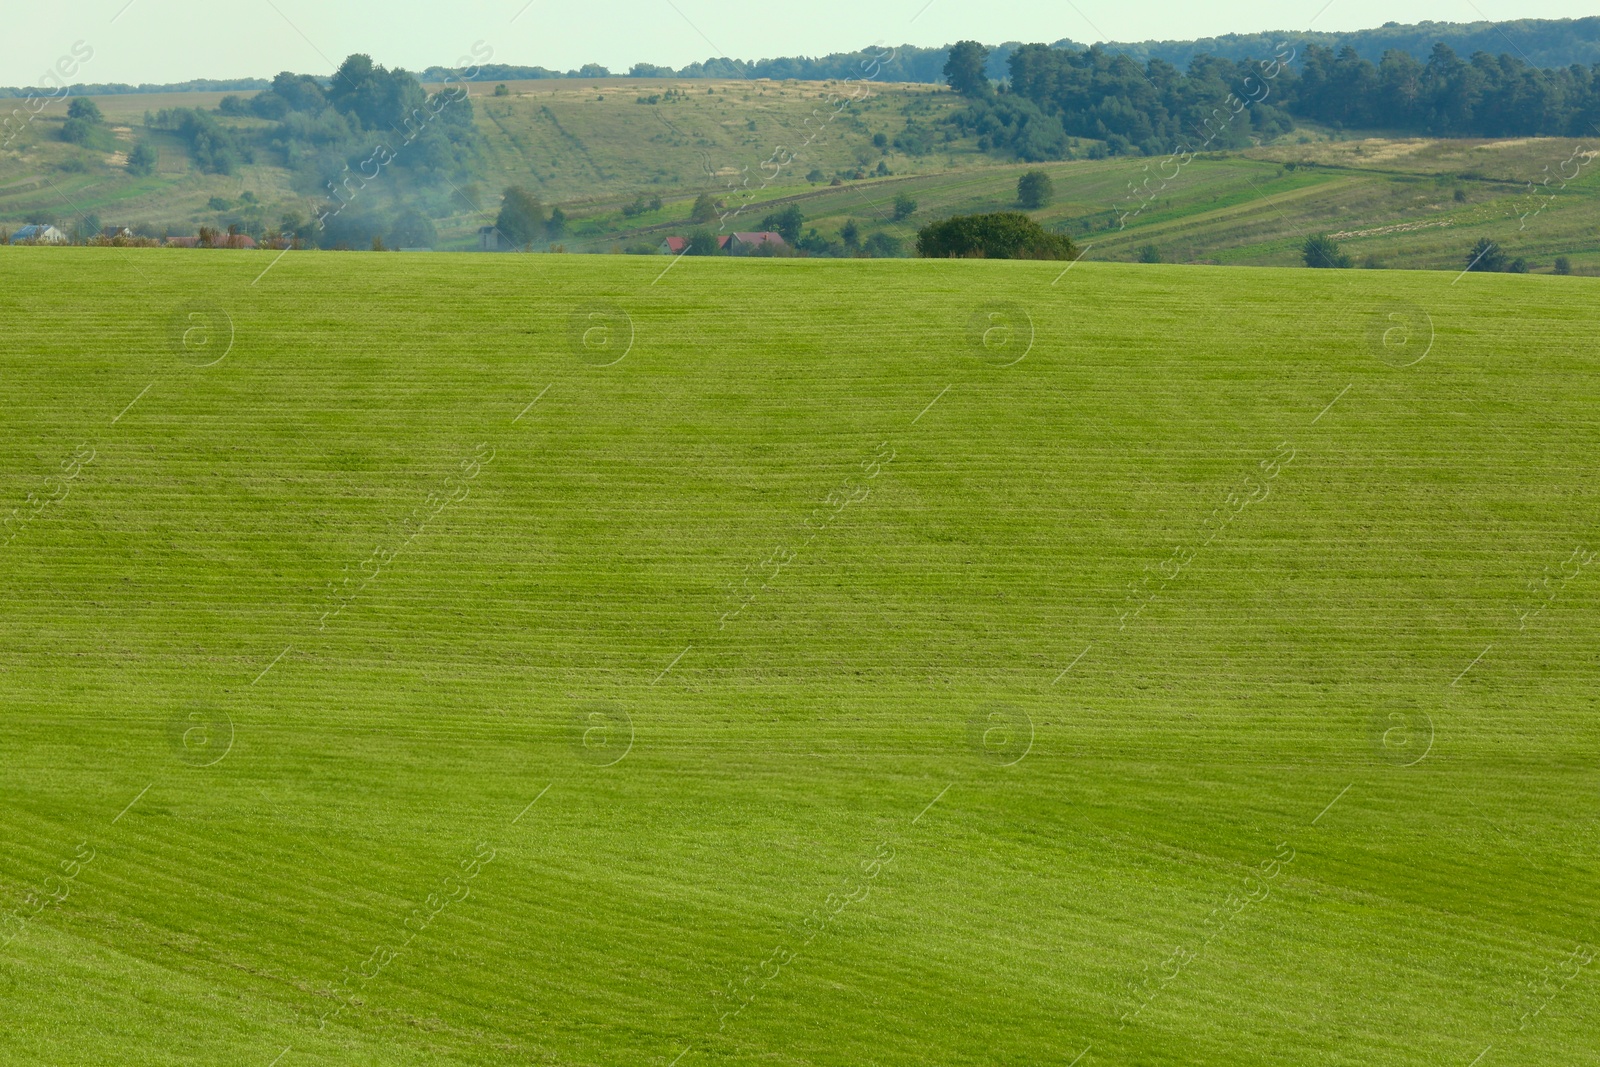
[
  {"left": 0, "top": 77, "right": 1597, "bottom": 273},
  {"left": 2, "top": 250, "right": 1597, "bottom": 1065}
]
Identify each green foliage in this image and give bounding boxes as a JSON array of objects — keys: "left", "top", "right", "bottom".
[
  {"left": 125, "top": 141, "right": 157, "bottom": 176},
  {"left": 686, "top": 230, "right": 722, "bottom": 255},
  {"left": 760, "top": 205, "right": 805, "bottom": 245},
  {"left": 66, "top": 98, "right": 102, "bottom": 123},
  {"left": 390, "top": 208, "right": 438, "bottom": 248},
  {"left": 1138, "top": 244, "right": 1162, "bottom": 263},
  {"left": 249, "top": 55, "right": 480, "bottom": 245},
  {"left": 915, "top": 211, "right": 1078, "bottom": 259},
  {"left": 207, "top": 197, "right": 231, "bottom": 212},
  {"left": 621, "top": 196, "right": 663, "bottom": 219},
  {"left": 1017, "top": 169, "right": 1054, "bottom": 209},
  {"left": 944, "top": 41, "right": 992, "bottom": 97},
  {"left": 1554, "top": 255, "right": 1572, "bottom": 275},
  {"left": 1466, "top": 237, "right": 1506, "bottom": 272},
  {"left": 547, "top": 206, "right": 568, "bottom": 240},
  {"left": 153, "top": 107, "right": 247, "bottom": 174},
  {"left": 840, "top": 220, "right": 860, "bottom": 248},
  {"left": 949, "top": 96, "right": 1070, "bottom": 161},
  {"left": 1303, "top": 234, "right": 1353, "bottom": 268},
  {"left": 496, "top": 186, "right": 546, "bottom": 247},
  {"left": 891, "top": 124, "right": 935, "bottom": 156},
  {"left": 863, "top": 231, "right": 902, "bottom": 257},
  {"left": 690, "top": 193, "right": 719, "bottom": 224},
  {"left": 1003, "top": 45, "right": 1291, "bottom": 158},
  {"left": 1289, "top": 42, "right": 1600, "bottom": 136},
  {"left": 893, "top": 194, "right": 917, "bottom": 221},
  {"left": 60, "top": 118, "right": 94, "bottom": 145},
  {"left": 494, "top": 84, "right": 510, "bottom": 96}
]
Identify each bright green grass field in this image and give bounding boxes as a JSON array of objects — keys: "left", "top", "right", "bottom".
[{"left": 2, "top": 250, "right": 1598, "bottom": 1066}]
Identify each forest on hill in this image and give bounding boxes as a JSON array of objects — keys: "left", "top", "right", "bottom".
[{"left": 949, "top": 39, "right": 1600, "bottom": 161}]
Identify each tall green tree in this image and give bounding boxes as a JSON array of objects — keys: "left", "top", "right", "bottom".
[
  {"left": 66, "top": 98, "right": 103, "bottom": 123},
  {"left": 496, "top": 187, "right": 547, "bottom": 247},
  {"left": 944, "top": 41, "right": 991, "bottom": 98},
  {"left": 126, "top": 141, "right": 157, "bottom": 176},
  {"left": 690, "top": 193, "right": 719, "bottom": 224},
  {"left": 1017, "top": 170, "right": 1054, "bottom": 209},
  {"left": 760, "top": 205, "right": 804, "bottom": 244},
  {"left": 1465, "top": 237, "right": 1506, "bottom": 272},
  {"left": 1303, "top": 234, "right": 1352, "bottom": 268}
]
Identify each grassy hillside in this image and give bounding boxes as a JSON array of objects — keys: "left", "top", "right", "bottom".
[
  {"left": 2, "top": 250, "right": 1597, "bottom": 1065},
  {"left": 2, "top": 78, "right": 1597, "bottom": 271}
]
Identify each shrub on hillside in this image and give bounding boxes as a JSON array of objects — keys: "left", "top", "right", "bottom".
[
  {"left": 690, "top": 193, "right": 719, "bottom": 224},
  {"left": 1465, "top": 237, "right": 1506, "bottom": 273},
  {"left": 1017, "top": 170, "right": 1054, "bottom": 209},
  {"left": 126, "top": 142, "right": 157, "bottom": 176},
  {"left": 864, "top": 232, "right": 903, "bottom": 258},
  {"left": 686, "top": 230, "right": 723, "bottom": 256},
  {"left": 496, "top": 186, "right": 546, "bottom": 247},
  {"left": 1302, "top": 234, "right": 1352, "bottom": 268},
  {"left": 66, "top": 98, "right": 103, "bottom": 123},
  {"left": 915, "top": 212, "right": 1078, "bottom": 260},
  {"left": 760, "top": 205, "right": 804, "bottom": 245}
]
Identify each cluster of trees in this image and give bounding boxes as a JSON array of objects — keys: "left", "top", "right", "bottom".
[
  {"left": 60, "top": 97, "right": 105, "bottom": 146},
  {"left": 945, "top": 40, "right": 1294, "bottom": 160},
  {"left": 237, "top": 55, "right": 480, "bottom": 184},
  {"left": 424, "top": 47, "right": 947, "bottom": 85},
  {"left": 493, "top": 186, "right": 568, "bottom": 248},
  {"left": 208, "top": 54, "right": 482, "bottom": 248},
  {"left": 1289, "top": 43, "right": 1600, "bottom": 136},
  {"left": 945, "top": 36, "right": 1600, "bottom": 162},
  {"left": 149, "top": 105, "right": 250, "bottom": 173},
  {"left": 1303, "top": 232, "right": 1540, "bottom": 273},
  {"left": 916, "top": 212, "right": 1078, "bottom": 259},
  {"left": 1069, "top": 18, "right": 1600, "bottom": 73}
]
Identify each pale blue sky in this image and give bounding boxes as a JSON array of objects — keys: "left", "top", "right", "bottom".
[{"left": 5, "top": 0, "right": 1590, "bottom": 87}]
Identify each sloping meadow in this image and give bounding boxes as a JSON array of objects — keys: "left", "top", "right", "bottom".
[{"left": 1, "top": 249, "right": 1596, "bottom": 1065}]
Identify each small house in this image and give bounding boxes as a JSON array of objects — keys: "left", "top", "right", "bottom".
[
  {"left": 729, "top": 231, "right": 786, "bottom": 253},
  {"left": 659, "top": 234, "right": 731, "bottom": 254},
  {"left": 10, "top": 224, "right": 68, "bottom": 245}
]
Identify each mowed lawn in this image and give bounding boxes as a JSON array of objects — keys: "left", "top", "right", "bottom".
[{"left": 1, "top": 249, "right": 1597, "bottom": 1066}]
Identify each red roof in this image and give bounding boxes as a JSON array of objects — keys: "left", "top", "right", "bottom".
[
  {"left": 732, "top": 231, "right": 785, "bottom": 246},
  {"left": 663, "top": 234, "right": 732, "bottom": 252}
]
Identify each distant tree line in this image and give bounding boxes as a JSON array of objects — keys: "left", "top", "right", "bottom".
[
  {"left": 7, "top": 16, "right": 1597, "bottom": 101},
  {"left": 946, "top": 41, "right": 1295, "bottom": 161},
  {"left": 945, "top": 37, "right": 1600, "bottom": 162},
  {"left": 416, "top": 17, "right": 1600, "bottom": 89},
  {"left": 1289, "top": 43, "right": 1600, "bottom": 136}
]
